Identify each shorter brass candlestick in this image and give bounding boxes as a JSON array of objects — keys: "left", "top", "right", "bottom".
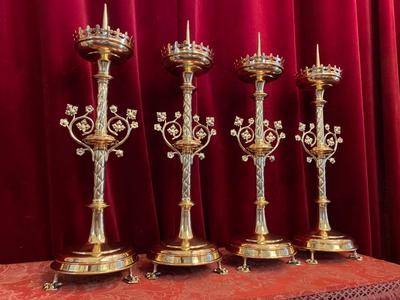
[
  {"left": 146, "top": 21, "right": 227, "bottom": 279},
  {"left": 294, "top": 45, "right": 362, "bottom": 264},
  {"left": 44, "top": 4, "right": 139, "bottom": 290},
  {"left": 227, "top": 33, "right": 299, "bottom": 272}
]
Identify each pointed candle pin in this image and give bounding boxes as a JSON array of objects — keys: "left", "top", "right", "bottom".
[
  {"left": 257, "top": 32, "right": 261, "bottom": 57},
  {"left": 186, "top": 20, "right": 190, "bottom": 44},
  {"left": 316, "top": 44, "right": 320, "bottom": 67},
  {"left": 102, "top": 3, "right": 108, "bottom": 30}
]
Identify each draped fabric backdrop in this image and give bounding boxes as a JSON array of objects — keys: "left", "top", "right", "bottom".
[{"left": 1, "top": 0, "right": 400, "bottom": 264}]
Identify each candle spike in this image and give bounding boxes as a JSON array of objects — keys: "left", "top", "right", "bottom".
[
  {"left": 102, "top": 3, "right": 109, "bottom": 29},
  {"left": 257, "top": 32, "right": 261, "bottom": 57},
  {"left": 186, "top": 20, "right": 190, "bottom": 44},
  {"left": 316, "top": 44, "right": 320, "bottom": 67}
]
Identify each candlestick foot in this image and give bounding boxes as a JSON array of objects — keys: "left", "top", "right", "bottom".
[
  {"left": 348, "top": 250, "right": 362, "bottom": 261},
  {"left": 227, "top": 234, "right": 296, "bottom": 263},
  {"left": 122, "top": 267, "right": 139, "bottom": 284},
  {"left": 237, "top": 257, "right": 251, "bottom": 272},
  {"left": 43, "top": 273, "right": 62, "bottom": 291},
  {"left": 213, "top": 260, "right": 228, "bottom": 275},
  {"left": 294, "top": 230, "right": 358, "bottom": 259},
  {"left": 49, "top": 242, "right": 137, "bottom": 276},
  {"left": 287, "top": 255, "right": 301, "bottom": 265},
  {"left": 145, "top": 263, "right": 161, "bottom": 280},
  {"left": 305, "top": 251, "right": 318, "bottom": 265},
  {"left": 147, "top": 238, "right": 222, "bottom": 267}
]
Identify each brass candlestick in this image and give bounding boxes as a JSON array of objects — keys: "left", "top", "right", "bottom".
[
  {"left": 44, "top": 4, "right": 139, "bottom": 290},
  {"left": 228, "top": 33, "right": 299, "bottom": 272},
  {"left": 146, "top": 21, "right": 227, "bottom": 279},
  {"left": 294, "top": 45, "right": 362, "bottom": 264}
]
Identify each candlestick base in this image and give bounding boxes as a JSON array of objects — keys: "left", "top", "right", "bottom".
[
  {"left": 49, "top": 242, "right": 137, "bottom": 275},
  {"left": 227, "top": 234, "right": 298, "bottom": 271},
  {"left": 294, "top": 230, "right": 360, "bottom": 264},
  {"left": 146, "top": 238, "right": 226, "bottom": 278}
]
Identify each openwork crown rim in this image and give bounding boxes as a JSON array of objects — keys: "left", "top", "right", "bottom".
[
  {"left": 297, "top": 64, "right": 342, "bottom": 79},
  {"left": 161, "top": 41, "right": 214, "bottom": 60},
  {"left": 73, "top": 25, "right": 133, "bottom": 48},
  {"left": 234, "top": 53, "right": 284, "bottom": 70}
]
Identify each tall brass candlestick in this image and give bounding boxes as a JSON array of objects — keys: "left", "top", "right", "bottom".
[
  {"left": 146, "top": 21, "right": 227, "bottom": 279},
  {"left": 228, "top": 33, "right": 299, "bottom": 272},
  {"left": 294, "top": 45, "right": 361, "bottom": 264},
  {"left": 44, "top": 4, "right": 139, "bottom": 290}
]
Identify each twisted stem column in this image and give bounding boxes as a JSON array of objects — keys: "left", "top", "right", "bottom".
[
  {"left": 314, "top": 84, "right": 331, "bottom": 233},
  {"left": 253, "top": 78, "right": 269, "bottom": 241},
  {"left": 178, "top": 69, "right": 195, "bottom": 249},
  {"left": 88, "top": 50, "right": 112, "bottom": 247}
]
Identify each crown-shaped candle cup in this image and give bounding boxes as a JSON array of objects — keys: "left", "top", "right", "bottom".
[
  {"left": 161, "top": 21, "right": 213, "bottom": 74},
  {"left": 296, "top": 45, "right": 341, "bottom": 89},
  {"left": 235, "top": 34, "right": 284, "bottom": 83},
  {"left": 73, "top": 5, "right": 133, "bottom": 62}
]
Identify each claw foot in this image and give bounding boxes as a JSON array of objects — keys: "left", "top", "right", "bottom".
[
  {"left": 306, "top": 251, "right": 318, "bottom": 264},
  {"left": 145, "top": 271, "right": 161, "bottom": 280},
  {"left": 43, "top": 273, "right": 62, "bottom": 291},
  {"left": 123, "top": 274, "right": 139, "bottom": 284},
  {"left": 287, "top": 256, "right": 301, "bottom": 265},
  {"left": 146, "top": 263, "right": 161, "bottom": 280},
  {"left": 348, "top": 251, "right": 362, "bottom": 261}
]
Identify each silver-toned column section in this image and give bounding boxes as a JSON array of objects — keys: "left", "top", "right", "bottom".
[
  {"left": 255, "top": 156, "right": 268, "bottom": 236},
  {"left": 315, "top": 86, "right": 331, "bottom": 232},
  {"left": 254, "top": 79, "right": 269, "bottom": 238},
  {"left": 88, "top": 56, "right": 112, "bottom": 245},
  {"left": 182, "top": 71, "right": 194, "bottom": 138},
  {"left": 178, "top": 70, "right": 195, "bottom": 248}
]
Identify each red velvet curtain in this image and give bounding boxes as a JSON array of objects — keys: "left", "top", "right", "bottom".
[{"left": 1, "top": 0, "right": 400, "bottom": 264}]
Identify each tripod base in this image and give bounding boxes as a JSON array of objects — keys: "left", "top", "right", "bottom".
[
  {"left": 146, "top": 238, "right": 227, "bottom": 279},
  {"left": 294, "top": 230, "right": 361, "bottom": 264},
  {"left": 43, "top": 242, "right": 138, "bottom": 290},
  {"left": 227, "top": 234, "right": 299, "bottom": 272}
]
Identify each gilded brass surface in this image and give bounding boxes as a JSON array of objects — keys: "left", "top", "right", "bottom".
[
  {"left": 50, "top": 243, "right": 137, "bottom": 275},
  {"left": 228, "top": 34, "right": 298, "bottom": 271},
  {"left": 44, "top": 4, "right": 139, "bottom": 290},
  {"left": 294, "top": 45, "right": 360, "bottom": 264},
  {"left": 228, "top": 234, "right": 296, "bottom": 260},
  {"left": 295, "top": 231, "right": 357, "bottom": 253},
  {"left": 149, "top": 21, "right": 226, "bottom": 278},
  {"left": 147, "top": 238, "right": 222, "bottom": 266}
]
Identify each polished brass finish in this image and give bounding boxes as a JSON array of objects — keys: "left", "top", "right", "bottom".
[
  {"left": 44, "top": 4, "right": 139, "bottom": 290},
  {"left": 294, "top": 45, "right": 361, "bottom": 264},
  {"left": 228, "top": 33, "right": 299, "bottom": 272},
  {"left": 148, "top": 21, "right": 227, "bottom": 279}
]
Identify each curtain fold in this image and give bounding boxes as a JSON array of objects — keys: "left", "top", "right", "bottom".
[{"left": 1, "top": 0, "right": 399, "bottom": 264}]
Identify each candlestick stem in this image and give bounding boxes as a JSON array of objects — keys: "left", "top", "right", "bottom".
[
  {"left": 254, "top": 79, "right": 269, "bottom": 240},
  {"left": 88, "top": 50, "right": 112, "bottom": 247},
  {"left": 314, "top": 85, "right": 331, "bottom": 232}
]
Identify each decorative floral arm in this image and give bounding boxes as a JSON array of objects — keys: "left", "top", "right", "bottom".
[
  {"left": 263, "top": 120, "right": 286, "bottom": 162},
  {"left": 60, "top": 104, "right": 95, "bottom": 158},
  {"left": 154, "top": 111, "right": 183, "bottom": 159},
  {"left": 295, "top": 122, "right": 343, "bottom": 164},
  {"left": 106, "top": 105, "right": 139, "bottom": 158},
  {"left": 295, "top": 122, "right": 318, "bottom": 163},
  {"left": 324, "top": 124, "right": 343, "bottom": 164},
  {"left": 230, "top": 116, "right": 255, "bottom": 162},
  {"left": 192, "top": 115, "right": 216, "bottom": 160}
]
